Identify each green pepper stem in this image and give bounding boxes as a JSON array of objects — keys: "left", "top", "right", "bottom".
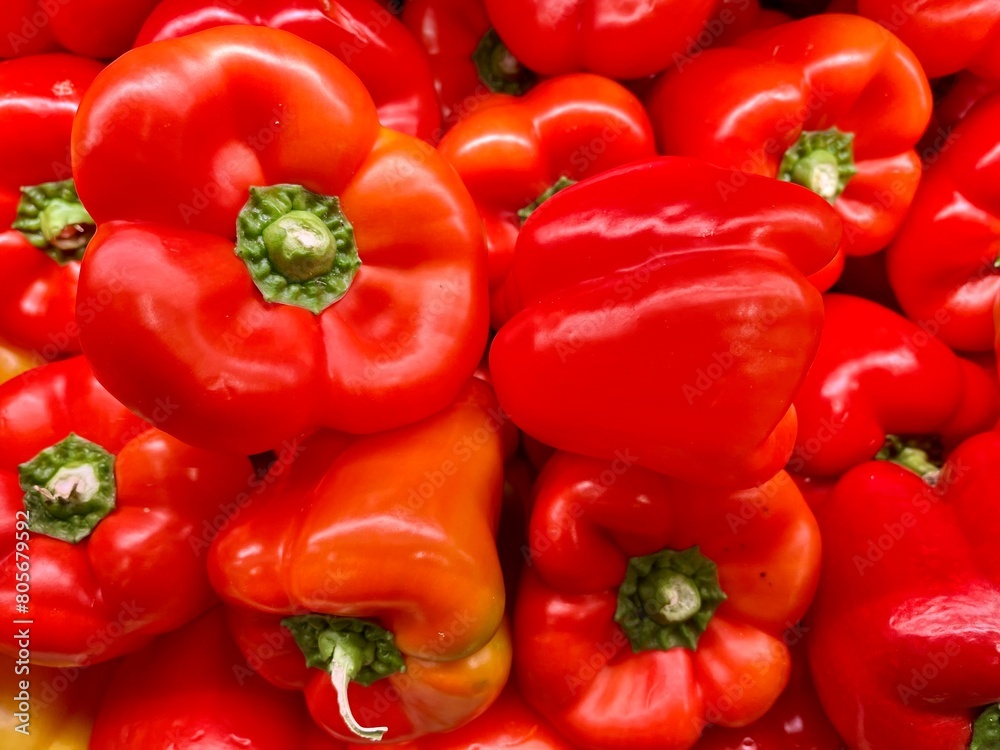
[
  {"left": 518, "top": 176, "right": 577, "bottom": 224},
  {"left": 778, "top": 128, "right": 857, "bottom": 205},
  {"left": 283, "top": 613, "right": 405, "bottom": 740},
  {"left": 876, "top": 436, "right": 942, "bottom": 484},
  {"left": 35, "top": 463, "right": 101, "bottom": 506},
  {"left": 647, "top": 571, "right": 703, "bottom": 624},
  {"left": 472, "top": 28, "right": 535, "bottom": 96},
  {"left": 235, "top": 185, "right": 361, "bottom": 315},
  {"left": 262, "top": 210, "right": 337, "bottom": 282},
  {"left": 971, "top": 704, "right": 999, "bottom": 750},
  {"left": 615, "top": 546, "right": 726, "bottom": 652},
  {"left": 790, "top": 150, "right": 840, "bottom": 201},
  {"left": 19, "top": 434, "right": 116, "bottom": 544},
  {"left": 13, "top": 180, "right": 94, "bottom": 263},
  {"left": 330, "top": 646, "right": 388, "bottom": 742}
]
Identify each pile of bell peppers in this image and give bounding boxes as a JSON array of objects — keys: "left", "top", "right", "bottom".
[{"left": 0, "top": 1, "right": 999, "bottom": 749}]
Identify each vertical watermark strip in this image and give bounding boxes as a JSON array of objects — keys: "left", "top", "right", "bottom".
[{"left": 12, "top": 510, "right": 31, "bottom": 735}]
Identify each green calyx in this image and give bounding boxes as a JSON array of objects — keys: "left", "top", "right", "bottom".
[
  {"left": 876, "top": 435, "right": 942, "bottom": 483},
  {"left": 517, "top": 176, "right": 576, "bottom": 224},
  {"left": 473, "top": 28, "right": 535, "bottom": 96},
  {"left": 778, "top": 128, "right": 857, "bottom": 204},
  {"left": 18, "top": 434, "right": 116, "bottom": 544},
  {"left": 615, "top": 546, "right": 726, "bottom": 653},
  {"left": 283, "top": 614, "right": 405, "bottom": 686},
  {"left": 283, "top": 614, "right": 405, "bottom": 741},
  {"left": 13, "top": 180, "right": 95, "bottom": 263},
  {"left": 971, "top": 704, "right": 1000, "bottom": 750},
  {"left": 236, "top": 184, "right": 361, "bottom": 314}
]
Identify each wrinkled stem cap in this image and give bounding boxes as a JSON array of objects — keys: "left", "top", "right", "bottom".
[
  {"left": 615, "top": 546, "right": 726, "bottom": 652},
  {"left": 236, "top": 184, "right": 361, "bottom": 314},
  {"left": 518, "top": 176, "right": 577, "bottom": 224},
  {"left": 971, "top": 704, "right": 1000, "bottom": 750},
  {"left": 283, "top": 614, "right": 405, "bottom": 741},
  {"left": 473, "top": 28, "right": 536, "bottom": 96},
  {"left": 13, "top": 180, "right": 95, "bottom": 263},
  {"left": 18, "top": 433, "right": 116, "bottom": 543},
  {"left": 778, "top": 128, "right": 857, "bottom": 204}
]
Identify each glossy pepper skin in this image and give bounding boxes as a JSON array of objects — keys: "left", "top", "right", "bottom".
[
  {"left": 0, "top": 357, "right": 253, "bottom": 667},
  {"left": 208, "top": 379, "right": 510, "bottom": 743},
  {"left": 836, "top": 0, "right": 1000, "bottom": 80},
  {"left": 401, "top": 0, "right": 535, "bottom": 134},
  {"left": 90, "top": 609, "right": 343, "bottom": 750},
  {"left": 72, "top": 26, "right": 488, "bottom": 455},
  {"left": 648, "top": 14, "right": 932, "bottom": 258},
  {"left": 437, "top": 73, "right": 657, "bottom": 326},
  {"left": 694, "top": 642, "right": 845, "bottom": 750},
  {"left": 490, "top": 157, "right": 841, "bottom": 488},
  {"left": 0, "top": 0, "right": 160, "bottom": 59},
  {"left": 483, "top": 0, "right": 716, "bottom": 80},
  {"left": 0, "top": 55, "right": 101, "bottom": 358},
  {"left": 808, "top": 432, "right": 1000, "bottom": 750},
  {"left": 516, "top": 452, "right": 821, "bottom": 750},
  {"left": 790, "top": 294, "right": 1000, "bottom": 478},
  {"left": 135, "top": 0, "right": 441, "bottom": 143},
  {"left": 393, "top": 685, "right": 572, "bottom": 749},
  {"left": 886, "top": 93, "right": 1000, "bottom": 353}
]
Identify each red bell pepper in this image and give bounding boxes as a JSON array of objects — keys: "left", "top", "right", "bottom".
[
  {"left": 808, "top": 432, "right": 1000, "bottom": 749},
  {"left": 393, "top": 685, "right": 572, "bottom": 749},
  {"left": 0, "top": 54, "right": 101, "bottom": 358},
  {"left": 437, "top": 73, "right": 657, "bottom": 325},
  {"left": 791, "top": 294, "right": 1000, "bottom": 478},
  {"left": 921, "top": 73, "right": 1000, "bottom": 158},
  {"left": 647, "top": 14, "right": 932, "bottom": 258},
  {"left": 886, "top": 93, "right": 1000, "bottom": 353},
  {"left": 135, "top": 0, "right": 441, "bottom": 143},
  {"left": 0, "top": 357, "right": 252, "bottom": 667},
  {"left": 72, "top": 26, "right": 488, "bottom": 454},
  {"left": 400, "top": 0, "right": 535, "bottom": 133},
  {"left": 0, "top": 1, "right": 58, "bottom": 58},
  {"left": 694, "top": 642, "right": 845, "bottom": 750},
  {"left": 516, "top": 451, "right": 821, "bottom": 750},
  {"left": 0, "top": 54, "right": 101, "bottom": 225},
  {"left": 837, "top": 0, "right": 1000, "bottom": 80},
  {"left": 483, "top": 0, "right": 717, "bottom": 79},
  {"left": 489, "top": 157, "right": 841, "bottom": 488},
  {"left": 0, "top": 0, "right": 159, "bottom": 60},
  {"left": 89, "top": 608, "right": 343, "bottom": 750},
  {"left": 207, "top": 379, "right": 510, "bottom": 743}
]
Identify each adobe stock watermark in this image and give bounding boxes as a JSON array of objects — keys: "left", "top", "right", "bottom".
[
  {"left": 896, "top": 641, "right": 962, "bottom": 705},
  {"left": 673, "top": 0, "right": 753, "bottom": 71},
  {"left": 852, "top": 458, "right": 968, "bottom": 576},
  {"left": 391, "top": 403, "right": 512, "bottom": 519}
]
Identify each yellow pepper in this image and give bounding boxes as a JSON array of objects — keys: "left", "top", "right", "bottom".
[{"left": 0, "top": 654, "right": 112, "bottom": 749}]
